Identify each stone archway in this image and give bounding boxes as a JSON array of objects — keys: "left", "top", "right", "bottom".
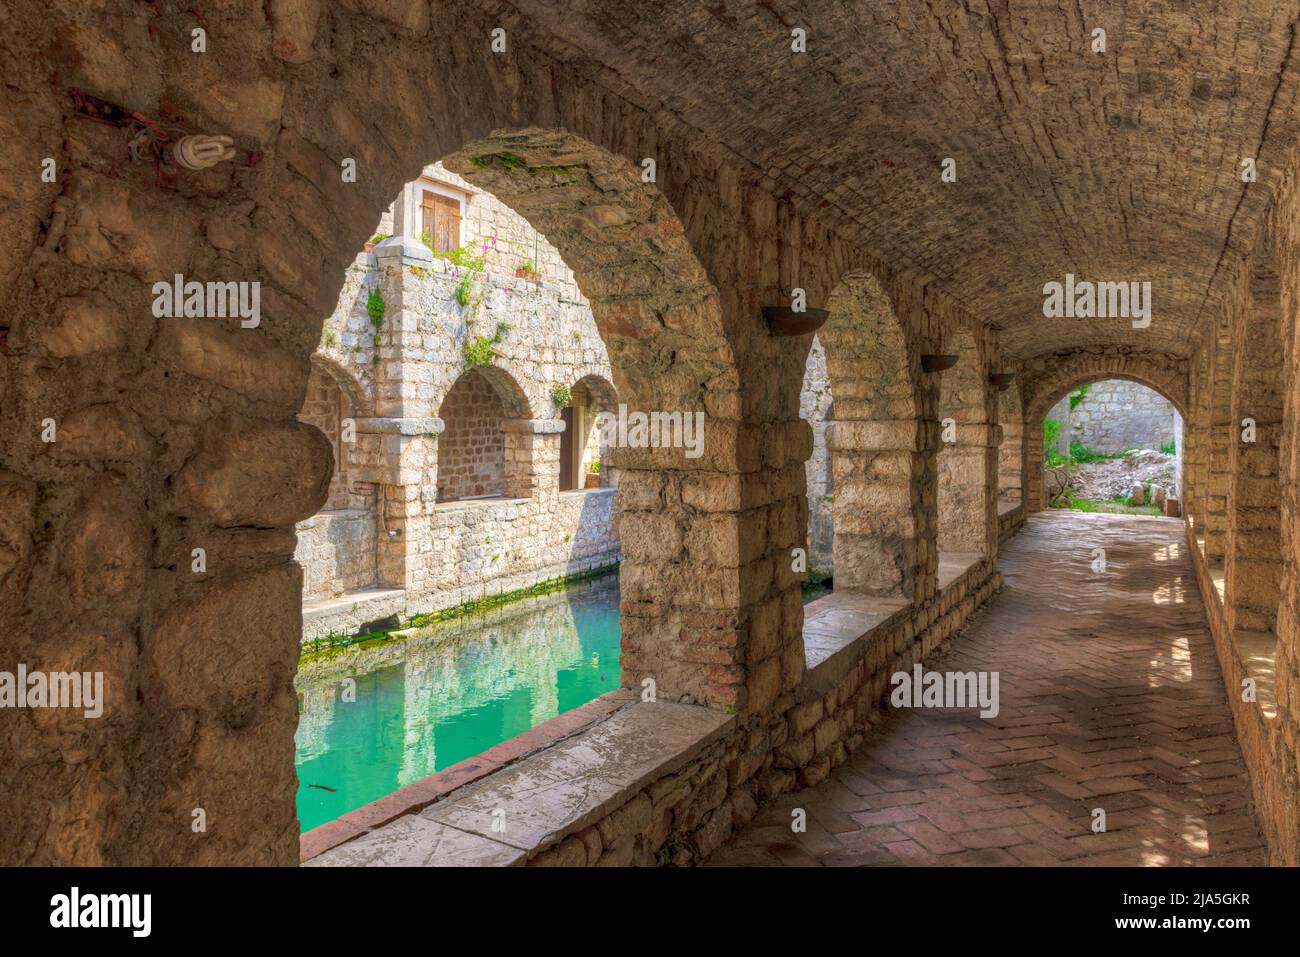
[
  {"left": 1, "top": 8, "right": 762, "bottom": 862},
  {"left": 1020, "top": 349, "right": 1189, "bottom": 511}
]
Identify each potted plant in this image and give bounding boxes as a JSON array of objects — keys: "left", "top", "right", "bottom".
[
  {"left": 584, "top": 458, "right": 602, "bottom": 489},
  {"left": 514, "top": 258, "right": 541, "bottom": 281},
  {"left": 365, "top": 232, "right": 389, "bottom": 253}
]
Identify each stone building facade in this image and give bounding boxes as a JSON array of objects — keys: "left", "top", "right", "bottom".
[
  {"left": 293, "top": 163, "right": 621, "bottom": 638},
  {"left": 1046, "top": 379, "right": 1177, "bottom": 453}
]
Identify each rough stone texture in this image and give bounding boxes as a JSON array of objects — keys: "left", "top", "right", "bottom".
[
  {"left": 1046, "top": 379, "right": 1177, "bottom": 453},
  {"left": 1, "top": 0, "right": 1299, "bottom": 867}
]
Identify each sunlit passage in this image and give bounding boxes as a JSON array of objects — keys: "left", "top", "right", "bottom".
[{"left": 708, "top": 512, "right": 1266, "bottom": 867}]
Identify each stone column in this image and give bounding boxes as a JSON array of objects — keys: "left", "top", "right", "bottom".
[
  {"left": 500, "top": 418, "right": 564, "bottom": 501},
  {"left": 937, "top": 330, "right": 998, "bottom": 558},
  {"left": 1225, "top": 275, "right": 1285, "bottom": 636},
  {"left": 1205, "top": 319, "right": 1235, "bottom": 564},
  {"left": 827, "top": 418, "right": 934, "bottom": 601},
  {"left": 998, "top": 387, "right": 1024, "bottom": 502}
]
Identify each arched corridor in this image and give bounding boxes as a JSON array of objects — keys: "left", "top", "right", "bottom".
[{"left": 4, "top": 0, "right": 1300, "bottom": 881}]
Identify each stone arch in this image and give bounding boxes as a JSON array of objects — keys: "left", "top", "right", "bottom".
[
  {"left": 816, "top": 271, "right": 930, "bottom": 600},
  {"left": 560, "top": 373, "right": 618, "bottom": 491},
  {"left": 298, "top": 357, "right": 364, "bottom": 511},
  {"left": 937, "top": 327, "right": 997, "bottom": 557},
  {"left": 415, "top": 130, "right": 745, "bottom": 718},
  {"left": 1020, "top": 349, "right": 1189, "bottom": 510},
  {"left": 294, "top": 356, "right": 380, "bottom": 605},
  {"left": 435, "top": 366, "right": 531, "bottom": 503}
]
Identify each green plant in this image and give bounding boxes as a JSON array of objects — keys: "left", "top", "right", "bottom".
[
  {"left": 464, "top": 334, "right": 496, "bottom": 367},
  {"left": 550, "top": 383, "right": 572, "bottom": 408},
  {"left": 366, "top": 287, "right": 385, "bottom": 326},
  {"left": 519, "top": 258, "right": 537, "bottom": 274},
  {"left": 455, "top": 271, "right": 475, "bottom": 306},
  {"left": 1067, "top": 384, "right": 1091, "bottom": 412},
  {"left": 369, "top": 232, "right": 390, "bottom": 245},
  {"left": 1160, "top": 439, "right": 1176, "bottom": 455},
  {"left": 320, "top": 326, "right": 338, "bottom": 349},
  {"left": 589, "top": 458, "right": 601, "bottom": 474},
  {"left": 420, "top": 235, "right": 486, "bottom": 272},
  {"left": 1043, "top": 418, "right": 1064, "bottom": 467}
]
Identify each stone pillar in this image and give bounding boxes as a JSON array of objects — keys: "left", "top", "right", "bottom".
[
  {"left": 827, "top": 418, "right": 934, "bottom": 601},
  {"left": 998, "top": 387, "right": 1024, "bottom": 502},
  {"left": 937, "top": 330, "right": 998, "bottom": 557},
  {"left": 1205, "top": 319, "right": 1235, "bottom": 564},
  {"left": 352, "top": 416, "right": 442, "bottom": 591},
  {"left": 500, "top": 417, "right": 563, "bottom": 500},
  {"left": 1225, "top": 273, "right": 1285, "bottom": 636}
]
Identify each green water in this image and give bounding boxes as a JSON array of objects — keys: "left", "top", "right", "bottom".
[{"left": 294, "top": 574, "right": 621, "bottom": 832}]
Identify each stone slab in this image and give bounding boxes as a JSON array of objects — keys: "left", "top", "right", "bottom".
[
  {"left": 421, "top": 701, "right": 733, "bottom": 851},
  {"left": 304, "top": 814, "right": 524, "bottom": 867}
]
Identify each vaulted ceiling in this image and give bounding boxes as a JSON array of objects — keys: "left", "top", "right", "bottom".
[{"left": 503, "top": 0, "right": 1300, "bottom": 359}]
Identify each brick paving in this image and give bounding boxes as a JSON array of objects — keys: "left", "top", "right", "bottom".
[{"left": 708, "top": 512, "right": 1267, "bottom": 866}]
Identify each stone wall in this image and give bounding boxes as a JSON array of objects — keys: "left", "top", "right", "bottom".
[
  {"left": 294, "top": 510, "right": 378, "bottom": 603},
  {"left": 527, "top": 559, "right": 1003, "bottom": 865},
  {"left": 435, "top": 369, "right": 509, "bottom": 502},
  {"left": 1046, "top": 379, "right": 1176, "bottom": 453}
]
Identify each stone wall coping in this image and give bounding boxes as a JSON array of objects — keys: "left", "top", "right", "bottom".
[
  {"left": 499, "top": 417, "right": 566, "bottom": 434},
  {"left": 431, "top": 494, "right": 531, "bottom": 513},
  {"left": 798, "top": 550, "right": 991, "bottom": 704},
  {"left": 354, "top": 416, "right": 445, "bottom": 436},
  {"left": 302, "top": 692, "right": 735, "bottom": 866},
  {"left": 799, "top": 592, "right": 911, "bottom": 702},
  {"left": 300, "top": 688, "right": 639, "bottom": 863},
  {"left": 373, "top": 235, "right": 433, "bottom": 263}
]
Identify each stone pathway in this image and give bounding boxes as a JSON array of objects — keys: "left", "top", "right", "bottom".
[{"left": 708, "top": 512, "right": 1267, "bottom": 866}]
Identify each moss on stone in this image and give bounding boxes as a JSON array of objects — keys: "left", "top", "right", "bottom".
[{"left": 299, "top": 562, "right": 620, "bottom": 664}]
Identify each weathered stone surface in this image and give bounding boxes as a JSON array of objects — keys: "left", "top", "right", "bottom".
[
  {"left": 178, "top": 418, "right": 332, "bottom": 527},
  {"left": 305, "top": 815, "right": 523, "bottom": 867},
  {"left": 42, "top": 295, "right": 129, "bottom": 358}
]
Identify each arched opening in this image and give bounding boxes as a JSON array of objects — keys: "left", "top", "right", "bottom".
[
  {"left": 434, "top": 366, "right": 529, "bottom": 503},
  {"left": 294, "top": 357, "right": 385, "bottom": 630},
  {"left": 1036, "top": 378, "right": 1183, "bottom": 517},
  {"left": 559, "top": 374, "right": 618, "bottom": 492},
  {"left": 286, "top": 130, "right": 743, "bottom": 844}
]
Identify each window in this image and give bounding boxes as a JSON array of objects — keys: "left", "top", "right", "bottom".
[{"left": 421, "top": 190, "right": 461, "bottom": 253}]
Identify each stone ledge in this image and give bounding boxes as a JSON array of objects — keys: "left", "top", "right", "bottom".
[
  {"left": 354, "top": 416, "right": 444, "bottom": 436},
  {"left": 301, "top": 585, "right": 407, "bottom": 640},
  {"left": 301, "top": 688, "right": 638, "bottom": 863},
  {"left": 799, "top": 592, "right": 909, "bottom": 702},
  {"left": 305, "top": 695, "right": 732, "bottom": 865}
]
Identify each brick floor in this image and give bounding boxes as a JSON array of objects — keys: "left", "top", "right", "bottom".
[{"left": 707, "top": 512, "right": 1267, "bottom": 867}]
